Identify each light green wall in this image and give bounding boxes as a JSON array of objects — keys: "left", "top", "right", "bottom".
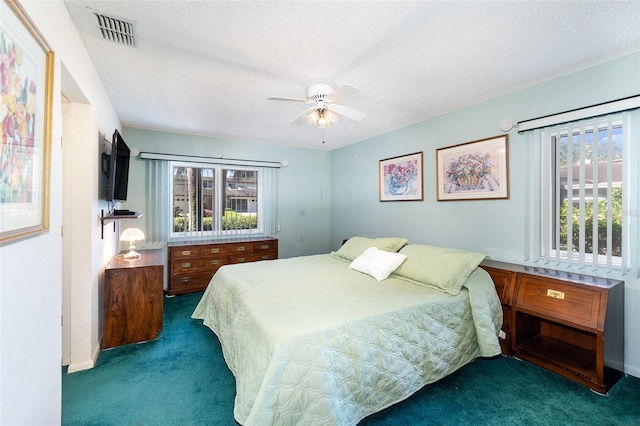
[
  {"left": 120, "top": 128, "right": 332, "bottom": 259},
  {"left": 329, "top": 52, "right": 640, "bottom": 376},
  {"left": 330, "top": 52, "right": 640, "bottom": 257}
]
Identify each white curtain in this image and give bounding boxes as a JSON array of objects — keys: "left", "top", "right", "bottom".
[
  {"left": 261, "top": 166, "right": 280, "bottom": 238},
  {"left": 144, "top": 160, "right": 170, "bottom": 244}
]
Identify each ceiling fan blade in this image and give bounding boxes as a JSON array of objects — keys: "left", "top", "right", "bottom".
[
  {"left": 326, "top": 84, "right": 361, "bottom": 102},
  {"left": 328, "top": 104, "right": 366, "bottom": 121},
  {"left": 267, "top": 96, "right": 310, "bottom": 103}
]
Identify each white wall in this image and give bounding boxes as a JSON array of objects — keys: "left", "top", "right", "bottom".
[
  {"left": 0, "top": 1, "right": 120, "bottom": 423},
  {"left": 330, "top": 52, "right": 640, "bottom": 377},
  {"left": 61, "top": 102, "right": 110, "bottom": 372}
]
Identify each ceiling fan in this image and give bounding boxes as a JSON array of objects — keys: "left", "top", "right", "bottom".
[{"left": 268, "top": 83, "right": 366, "bottom": 129}]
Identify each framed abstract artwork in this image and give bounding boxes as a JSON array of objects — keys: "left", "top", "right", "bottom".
[
  {"left": 0, "top": 0, "right": 54, "bottom": 244},
  {"left": 436, "top": 135, "right": 509, "bottom": 201},
  {"left": 379, "top": 152, "right": 423, "bottom": 202}
]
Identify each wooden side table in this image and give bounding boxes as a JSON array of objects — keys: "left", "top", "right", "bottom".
[
  {"left": 480, "top": 259, "right": 624, "bottom": 394},
  {"left": 103, "top": 249, "right": 164, "bottom": 349}
]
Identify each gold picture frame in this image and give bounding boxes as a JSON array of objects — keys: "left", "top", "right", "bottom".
[
  {"left": 436, "top": 135, "right": 509, "bottom": 201},
  {"left": 1, "top": 0, "right": 54, "bottom": 244},
  {"left": 379, "top": 152, "right": 424, "bottom": 202}
]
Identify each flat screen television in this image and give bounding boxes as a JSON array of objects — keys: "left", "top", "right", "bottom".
[{"left": 103, "top": 129, "right": 131, "bottom": 202}]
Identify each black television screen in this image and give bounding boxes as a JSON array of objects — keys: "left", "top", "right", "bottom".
[{"left": 105, "top": 129, "right": 131, "bottom": 202}]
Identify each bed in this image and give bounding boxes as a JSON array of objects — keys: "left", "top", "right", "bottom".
[{"left": 192, "top": 237, "right": 502, "bottom": 425}]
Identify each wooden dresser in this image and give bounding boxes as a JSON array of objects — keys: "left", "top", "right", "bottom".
[
  {"left": 167, "top": 237, "right": 278, "bottom": 295},
  {"left": 103, "top": 249, "right": 164, "bottom": 349},
  {"left": 480, "top": 259, "right": 624, "bottom": 394}
]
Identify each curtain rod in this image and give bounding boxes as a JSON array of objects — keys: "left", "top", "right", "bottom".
[
  {"left": 137, "top": 151, "right": 286, "bottom": 168},
  {"left": 517, "top": 94, "right": 640, "bottom": 134}
]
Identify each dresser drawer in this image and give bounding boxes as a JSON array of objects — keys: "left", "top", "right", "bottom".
[
  {"left": 257, "top": 249, "right": 277, "bottom": 260},
  {"left": 228, "top": 252, "right": 275, "bottom": 264},
  {"left": 170, "top": 272, "right": 215, "bottom": 294},
  {"left": 515, "top": 274, "right": 604, "bottom": 330},
  {"left": 171, "top": 256, "right": 229, "bottom": 274},
  {"left": 170, "top": 246, "right": 201, "bottom": 260},
  {"left": 199, "top": 244, "right": 239, "bottom": 257},
  {"left": 224, "top": 242, "right": 255, "bottom": 254},
  {"left": 253, "top": 240, "right": 277, "bottom": 252}
]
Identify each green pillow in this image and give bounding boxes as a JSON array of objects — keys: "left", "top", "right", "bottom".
[
  {"left": 331, "top": 236, "right": 408, "bottom": 261},
  {"left": 391, "top": 244, "right": 486, "bottom": 295}
]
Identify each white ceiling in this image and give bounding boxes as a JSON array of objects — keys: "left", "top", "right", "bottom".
[{"left": 63, "top": 1, "right": 640, "bottom": 150}]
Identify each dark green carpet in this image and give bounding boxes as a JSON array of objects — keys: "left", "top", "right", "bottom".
[{"left": 63, "top": 293, "right": 640, "bottom": 425}]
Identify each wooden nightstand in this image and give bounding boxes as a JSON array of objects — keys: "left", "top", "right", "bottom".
[
  {"left": 103, "top": 249, "right": 164, "bottom": 349},
  {"left": 481, "top": 259, "right": 624, "bottom": 394}
]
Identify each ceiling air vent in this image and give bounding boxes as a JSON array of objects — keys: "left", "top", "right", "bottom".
[{"left": 92, "top": 10, "right": 137, "bottom": 47}]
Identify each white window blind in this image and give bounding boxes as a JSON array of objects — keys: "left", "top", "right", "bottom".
[{"left": 525, "top": 110, "right": 639, "bottom": 277}]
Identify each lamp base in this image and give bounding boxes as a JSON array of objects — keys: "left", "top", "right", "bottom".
[{"left": 123, "top": 250, "right": 141, "bottom": 259}]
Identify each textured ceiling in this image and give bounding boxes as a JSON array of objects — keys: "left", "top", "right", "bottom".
[{"left": 63, "top": 1, "right": 640, "bottom": 150}]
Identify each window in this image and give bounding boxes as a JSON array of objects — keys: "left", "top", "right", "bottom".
[
  {"left": 528, "top": 110, "right": 638, "bottom": 275},
  {"left": 139, "top": 152, "right": 279, "bottom": 244},
  {"left": 170, "top": 163, "right": 261, "bottom": 238},
  {"left": 553, "top": 120, "right": 623, "bottom": 262}
]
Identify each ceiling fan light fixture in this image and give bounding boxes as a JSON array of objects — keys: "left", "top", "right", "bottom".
[{"left": 306, "top": 108, "right": 336, "bottom": 129}]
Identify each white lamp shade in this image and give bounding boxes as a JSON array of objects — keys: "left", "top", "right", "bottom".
[
  {"left": 120, "top": 227, "right": 145, "bottom": 243},
  {"left": 120, "top": 227, "right": 145, "bottom": 258}
]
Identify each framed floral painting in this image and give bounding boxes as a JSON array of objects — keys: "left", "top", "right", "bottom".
[
  {"left": 0, "top": 0, "right": 54, "bottom": 244},
  {"left": 379, "top": 152, "right": 423, "bottom": 201},
  {"left": 436, "top": 135, "right": 509, "bottom": 201}
]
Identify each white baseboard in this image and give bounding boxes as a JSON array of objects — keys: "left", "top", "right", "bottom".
[
  {"left": 624, "top": 364, "right": 640, "bottom": 379},
  {"left": 66, "top": 342, "right": 100, "bottom": 373},
  {"left": 67, "top": 359, "right": 94, "bottom": 373}
]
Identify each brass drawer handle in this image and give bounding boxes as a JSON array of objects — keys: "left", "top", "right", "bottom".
[
  {"left": 236, "top": 246, "right": 246, "bottom": 252},
  {"left": 181, "top": 277, "right": 191, "bottom": 283},
  {"left": 546, "top": 289, "right": 565, "bottom": 300},
  {"left": 237, "top": 257, "right": 245, "bottom": 262},
  {"left": 210, "top": 260, "right": 219, "bottom": 265},
  {"left": 261, "top": 255, "right": 270, "bottom": 260},
  {"left": 182, "top": 262, "right": 191, "bottom": 268},
  {"left": 210, "top": 248, "right": 219, "bottom": 254},
  {"left": 181, "top": 250, "right": 191, "bottom": 256},
  {"left": 260, "top": 244, "right": 270, "bottom": 249}
]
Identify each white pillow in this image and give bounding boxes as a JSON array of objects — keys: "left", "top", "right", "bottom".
[{"left": 349, "top": 247, "right": 407, "bottom": 281}]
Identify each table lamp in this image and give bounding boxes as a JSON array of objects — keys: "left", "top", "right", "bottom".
[{"left": 120, "top": 226, "right": 145, "bottom": 258}]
